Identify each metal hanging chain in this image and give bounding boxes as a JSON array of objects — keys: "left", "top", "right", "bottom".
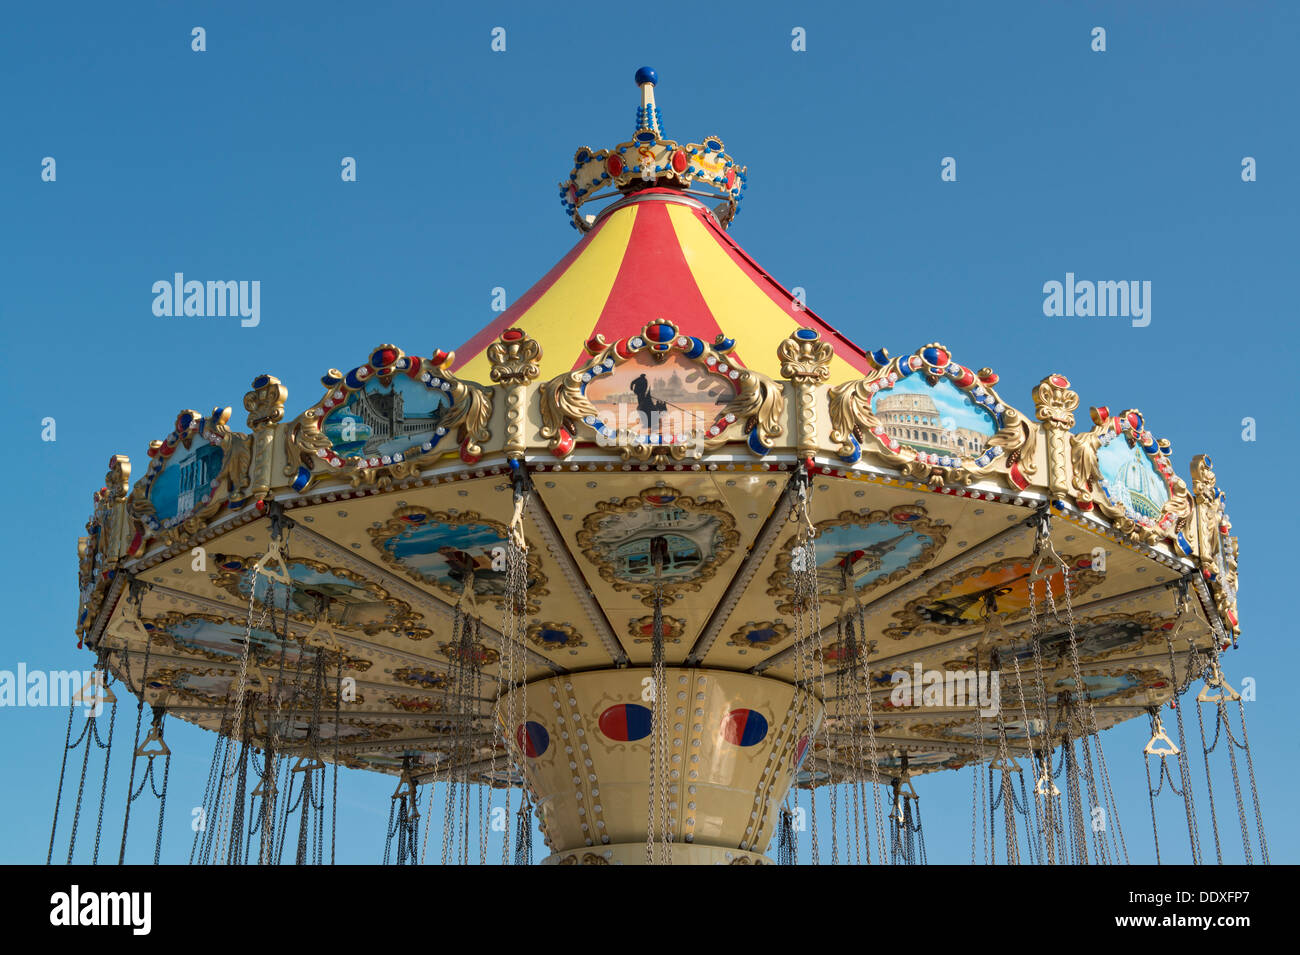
[
  {"left": 514, "top": 795, "right": 534, "bottom": 865},
  {"left": 1162, "top": 583, "right": 1203, "bottom": 864},
  {"left": 1192, "top": 576, "right": 1268, "bottom": 863},
  {"left": 989, "top": 651, "right": 1020, "bottom": 865},
  {"left": 1231, "top": 692, "right": 1269, "bottom": 864},
  {"left": 498, "top": 462, "right": 533, "bottom": 866},
  {"left": 332, "top": 655, "right": 341, "bottom": 865},
  {"left": 1025, "top": 552, "right": 1059, "bottom": 865},
  {"left": 857, "top": 601, "right": 888, "bottom": 864},
  {"left": 647, "top": 535, "right": 671, "bottom": 865},
  {"left": 47, "top": 690, "right": 81, "bottom": 865},
  {"left": 1039, "top": 550, "right": 1106, "bottom": 863},
  {"left": 842, "top": 608, "right": 872, "bottom": 864},
  {"left": 192, "top": 696, "right": 231, "bottom": 865},
  {"left": 114, "top": 578, "right": 155, "bottom": 865},
  {"left": 778, "top": 800, "right": 796, "bottom": 865},
  {"left": 1143, "top": 708, "right": 1165, "bottom": 865},
  {"left": 1008, "top": 651, "right": 1048, "bottom": 866},
  {"left": 1192, "top": 676, "right": 1225, "bottom": 865},
  {"left": 49, "top": 652, "right": 115, "bottom": 865},
  {"left": 89, "top": 661, "right": 119, "bottom": 865},
  {"left": 1048, "top": 552, "right": 1128, "bottom": 864},
  {"left": 210, "top": 514, "right": 285, "bottom": 864},
  {"left": 788, "top": 466, "right": 823, "bottom": 863},
  {"left": 150, "top": 719, "right": 171, "bottom": 866}
]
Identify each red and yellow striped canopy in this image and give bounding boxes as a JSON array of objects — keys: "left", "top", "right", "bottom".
[{"left": 453, "top": 190, "right": 874, "bottom": 383}]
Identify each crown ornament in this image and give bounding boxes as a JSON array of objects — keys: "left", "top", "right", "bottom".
[{"left": 560, "top": 67, "right": 748, "bottom": 232}]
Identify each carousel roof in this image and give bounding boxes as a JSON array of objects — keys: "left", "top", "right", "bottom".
[
  {"left": 453, "top": 66, "right": 874, "bottom": 384},
  {"left": 453, "top": 188, "right": 876, "bottom": 384}
]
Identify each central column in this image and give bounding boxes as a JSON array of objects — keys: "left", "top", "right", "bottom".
[{"left": 500, "top": 668, "right": 822, "bottom": 865}]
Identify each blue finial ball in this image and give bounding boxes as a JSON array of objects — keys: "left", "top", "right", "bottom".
[{"left": 635, "top": 66, "right": 658, "bottom": 87}]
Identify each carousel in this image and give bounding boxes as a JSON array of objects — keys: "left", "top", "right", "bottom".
[{"left": 56, "top": 68, "right": 1265, "bottom": 866}]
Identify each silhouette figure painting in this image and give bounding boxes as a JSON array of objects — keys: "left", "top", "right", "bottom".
[{"left": 630, "top": 374, "right": 667, "bottom": 417}]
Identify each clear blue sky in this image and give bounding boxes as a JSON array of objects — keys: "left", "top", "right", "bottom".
[{"left": 2, "top": 0, "right": 1295, "bottom": 863}]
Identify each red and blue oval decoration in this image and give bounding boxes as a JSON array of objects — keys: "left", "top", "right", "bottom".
[
  {"left": 721, "top": 709, "right": 769, "bottom": 747},
  {"left": 517, "top": 721, "right": 549, "bottom": 758},
  {"left": 599, "top": 703, "right": 653, "bottom": 742}
]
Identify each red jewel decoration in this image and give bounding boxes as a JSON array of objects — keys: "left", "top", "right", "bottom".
[
  {"left": 607, "top": 155, "right": 624, "bottom": 177},
  {"left": 502, "top": 328, "right": 523, "bottom": 341},
  {"left": 671, "top": 149, "right": 687, "bottom": 173},
  {"left": 724, "top": 168, "right": 736, "bottom": 189}
]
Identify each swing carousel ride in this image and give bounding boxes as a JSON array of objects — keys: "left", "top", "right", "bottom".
[{"left": 58, "top": 68, "right": 1265, "bottom": 866}]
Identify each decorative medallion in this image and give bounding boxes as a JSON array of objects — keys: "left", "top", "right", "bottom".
[
  {"left": 626, "top": 615, "right": 686, "bottom": 644},
  {"left": 130, "top": 409, "right": 243, "bottom": 545},
  {"left": 390, "top": 667, "right": 450, "bottom": 690},
  {"left": 283, "top": 344, "right": 492, "bottom": 491},
  {"left": 576, "top": 486, "right": 739, "bottom": 606},
  {"left": 1069, "top": 407, "right": 1194, "bottom": 550},
  {"left": 369, "top": 506, "right": 548, "bottom": 615},
  {"left": 726, "top": 620, "right": 789, "bottom": 651},
  {"left": 829, "top": 344, "right": 1037, "bottom": 489},
  {"left": 539, "top": 320, "right": 783, "bottom": 461},
  {"left": 885, "top": 554, "right": 1105, "bottom": 641},
  {"left": 211, "top": 554, "right": 430, "bottom": 640},
  {"left": 768, "top": 505, "right": 948, "bottom": 614},
  {"left": 528, "top": 621, "right": 584, "bottom": 649},
  {"left": 386, "top": 695, "right": 447, "bottom": 714},
  {"left": 438, "top": 641, "right": 500, "bottom": 667}
]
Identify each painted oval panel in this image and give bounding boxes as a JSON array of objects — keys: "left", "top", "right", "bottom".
[
  {"left": 517, "top": 721, "right": 549, "bottom": 758},
  {"left": 599, "top": 703, "right": 653, "bottom": 742},
  {"left": 721, "top": 708, "right": 769, "bottom": 747}
]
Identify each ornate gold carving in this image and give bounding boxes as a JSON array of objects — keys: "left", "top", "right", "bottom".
[
  {"left": 244, "top": 374, "right": 288, "bottom": 428},
  {"left": 1190, "top": 454, "right": 1240, "bottom": 635},
  {"left": 106, "top": 455, "right": 131, "bottom": 502},
  {"left": 487, "top": 329, "right": 542, "bottom": 385},
  {"left": 778, "top": 329, "right": 833, "bottom": 457},
  {"left": 777, "top": 331, "right": 834, "bottom": 382}
]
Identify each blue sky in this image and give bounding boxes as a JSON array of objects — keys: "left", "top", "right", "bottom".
[{"left": 2, "top": 1, "right": 1295, "bottom": 863}]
